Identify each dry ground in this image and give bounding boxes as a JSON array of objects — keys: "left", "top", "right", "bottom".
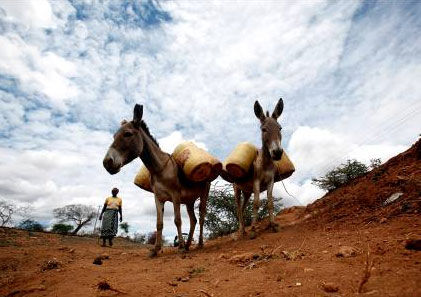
[
  {"left": 1, "top": 209, "right": 420, "bottom": 297},
  {"left": 1, "top": 141, "right": 420, "bottom": 297}
]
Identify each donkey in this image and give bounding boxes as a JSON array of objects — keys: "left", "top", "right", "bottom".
[
  {"left": 103, "top": 104, "right": 210, "bottom": 257},
  {"left": 233, "top": 98, "right": 284, "bottom": 239}
]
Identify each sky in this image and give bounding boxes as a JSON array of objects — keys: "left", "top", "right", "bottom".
[{"left": 0, "top": 0, "right": 420, "bottom": 239}]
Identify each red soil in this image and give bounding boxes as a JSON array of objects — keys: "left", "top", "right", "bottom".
[{"left": 1, "top": 140, "right": 420, "bottom": 297}]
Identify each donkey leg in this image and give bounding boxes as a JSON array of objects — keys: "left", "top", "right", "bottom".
[
  {"left": 267, "top": 180, "right": 279, "bottom": 232},
  {"left": 149, "top": 197, "right": 164, "bottom": 258},
  {"left": 234, "top": 185, "right": 245, "bottom": 239},
  {"left": 198, "top": 183, "right": 210, "bottom": 248},
  {"left": 173, "top": 199, "right": 185, "bottom": 251},
  {"left": 241, "top": 191, "right": 251, "bottom": 233},
  {"left": 249, "top": 180, "right": 260, "bottom": 240},
  {"left": 185, "top": 203, "right": 197, "bottom": 251}
]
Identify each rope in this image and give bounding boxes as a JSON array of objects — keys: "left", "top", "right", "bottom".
[{"left": 281, "top": 181, "right": 304, "bottom": 206}]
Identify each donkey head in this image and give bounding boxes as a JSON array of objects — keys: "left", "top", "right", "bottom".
[
  {"left": 103, "top": 104, "right": 144, "bottom": 174},
  {"left": 254, "top": 98, "right": 284, "bottom": 160}
]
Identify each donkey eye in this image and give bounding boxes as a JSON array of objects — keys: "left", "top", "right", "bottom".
[
  {"left": 262, "top": 128, "right": 267, "bottom": 132},
  {"left": 123, "top": 131, "right": 133, "bottom": 137}
]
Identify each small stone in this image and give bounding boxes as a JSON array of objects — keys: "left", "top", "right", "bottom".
[
  {"left": 229, "top": 252, "right": 254, "bottom": 263},
  {"left": 304, "top": 268, "right": 314, "bottom": 272},
  {"left": 336, "top": 246, "right": 357, "bottom": 258},
  {"left": 405, "top": 239, "right": 421, "bottom": 251},
  {"left": 93, "top": 257, "right": 103, "bottom": 265},
  {"left": 383, "top": 192, "right": 403, "bottom": 205},
  {"left": 295, "top": 282, "right": 302, "bottom": 287},
  {"left": 121, "top": 252, "right": 127, "bottom": 256},
  {"left": 181, "top": 277, "right": 190, "bottom": 282},
  {"left": 168, "top": 281, "right": 178, "bottom": 287},
  {"left": 41, "top": 259, "right": 61, "bottom": 271},
  {"left": 322, "top": 282, "right": 339, "bottom": 293},
  {"left": 322, "top": 250, "right": 329, "bottom": 254},
  {"left": 379, "top": 217, "right": 387, "bottom": 224},
  {"left": 101, "top": 253, "right": 110, "bottom": 260},
  {"left": 276, "top": 276, "right": 283, "bottom": 282},
  {"left": 69, "top": 249, "right": 76, "bottom": 253}
]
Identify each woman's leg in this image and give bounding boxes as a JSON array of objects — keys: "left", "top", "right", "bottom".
[{"left": 108, "top": 236, "right": 113, "bottom": 246}]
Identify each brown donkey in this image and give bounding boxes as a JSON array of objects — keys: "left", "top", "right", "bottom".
[
  {"left": 103, "top": 104, "right": 210, "bottom": 257},
  {"left": 233, "top": 98, "right": 284, "bottom": 239}
]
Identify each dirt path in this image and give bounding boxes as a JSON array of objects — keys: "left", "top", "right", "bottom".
[{"left": 1, "top": 209, "right": 420, "bottom": 297}]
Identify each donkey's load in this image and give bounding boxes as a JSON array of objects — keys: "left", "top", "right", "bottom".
[
  {"left": 223, "top": 142, "right": 258, "bottom": 179},
  {"left": 273, "top": 151, "right": 295, "bottom": 181},
  {"left": 173, "top": 141, "right": 221, "bottom": 182},
  {"left": 222, "top": 142, "right": 294, "bottom": 181},
  {"left": 134, "top": 141, "right": 221, "bottom": 192},
  {"left": 134, "top": 165, "right": 151, "bottom": 192}
]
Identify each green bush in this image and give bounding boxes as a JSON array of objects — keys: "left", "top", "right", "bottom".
[
  {"left": 204, "top": 184, "right": 282, "bottom": 239},
  {"left": 312, "top": 158, "right": 382, "bottom": 191},
  {"left": 18, "top": 219, "right": 44, "bottom": 232},
  {"left": 51, "top": 223, "right": 74, "bottom": 234}
]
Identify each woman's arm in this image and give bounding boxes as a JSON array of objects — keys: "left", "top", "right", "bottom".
[
  {"left": 99, "top": 203, "right": 107, "bottom": 220},
  {"left": 118, "top": 205, "right": 123, "bottom": 222}
]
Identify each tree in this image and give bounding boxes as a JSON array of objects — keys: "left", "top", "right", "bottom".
[
  {"left": 51, "top": 223, "right": 74, "bottom": 235},
  {"left": 312, "top": 159, "right": 371, "bottom": 191},
  {"left": 204, "top": 183, "right": 283, "bottom": 239},
  {"left": 370, "top": 158, "right": 382, "bottom": 170},
  {"left": 120, "top": 222, "right": 129, "bottom": 234},
  {"left": 53, "top": 204, "right": 96, "bottom": 235},
  {"left": 0, "top": 199, "right": 31, "bottom": 227},
  {"left": 18, "top": 219, "right": 44, "bottom": 232},
  {"left": 147, "top": 231, "right": 157, "bottom": 245},
  {"left": 0, "top": 199, "right": 15, "bottom": 227}
]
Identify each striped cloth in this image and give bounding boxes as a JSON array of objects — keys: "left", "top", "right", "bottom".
[{"left": 101, "top": 209, "right": 118, "bottom": 238}]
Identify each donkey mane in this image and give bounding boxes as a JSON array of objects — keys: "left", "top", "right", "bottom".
[{"left": 140, "top": 120, "right": 159, "bottom": 147}]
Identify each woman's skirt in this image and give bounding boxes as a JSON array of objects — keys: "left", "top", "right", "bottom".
[{"left": 101, "top": 209, "right": 118, "bottom": 238}]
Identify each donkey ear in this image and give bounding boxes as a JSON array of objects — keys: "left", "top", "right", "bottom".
[
  {"left": 254, "top": 100, "right": 265, "bottom": 122},
  {"left": 133, "top": 104, "right": 143, "bottom": 128},
  {"left": 272, "top": 98, "right": 284, "bottom": 119}
]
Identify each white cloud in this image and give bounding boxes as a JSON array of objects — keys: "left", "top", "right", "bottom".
[
  {"left": 0, "top": 34, "right": 79, "bottom": 108},
  {"left": 0, "top": 0, "right": 55, "bottom": 28},
  {"left": 287, "top": 126, "right": 407, "bottom": 182},
  {"left": 0, "top": 1, "right": 419, "bottom": 235}
]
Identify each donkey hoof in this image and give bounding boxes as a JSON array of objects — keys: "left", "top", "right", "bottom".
[
  {"left": 148, "top": 249, "right": 158, "bottom": 258},
  {"left": 197, "top": 242, "right": 204, "bottom": 249},
  {"left": 270, "top": 223, "right": 280, "bottom": 233},
  {"left": 249, "top": 231, "right": 257, "bottom": 240},
  {"left": 178, "top": 246, "right": 187, "bottom": 254}
]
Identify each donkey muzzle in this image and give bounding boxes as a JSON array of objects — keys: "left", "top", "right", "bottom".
[
  {"left": 103, "top": 148, "right": 122, "bottom": 175},
  {"left": 272, "top": 148, "right": 284, "bottom": 161}
]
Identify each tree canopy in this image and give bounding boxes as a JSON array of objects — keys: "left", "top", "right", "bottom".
[
  {"left": 18, "top": 219, "right": 44, "bottom": 232},
  {"left": 51, "top": 223, "right": 74, "bottom": 235},
  {"left": 53, "top": 204, "right": 96, "bottom": 235},
  {"left": 120, "top": 222, "right": 129, "bottom": 234},
  {"left": 312, "top": 158, "right": 382, "bottom": 191}
]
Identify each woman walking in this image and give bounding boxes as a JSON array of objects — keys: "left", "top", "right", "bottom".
[{"left": 99, "top": 187, "right": 123, "bottom": 247}]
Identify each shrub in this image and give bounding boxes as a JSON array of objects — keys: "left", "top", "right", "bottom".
[{"left": 51, "top": 223, "right": 74, "bottom": 235}]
